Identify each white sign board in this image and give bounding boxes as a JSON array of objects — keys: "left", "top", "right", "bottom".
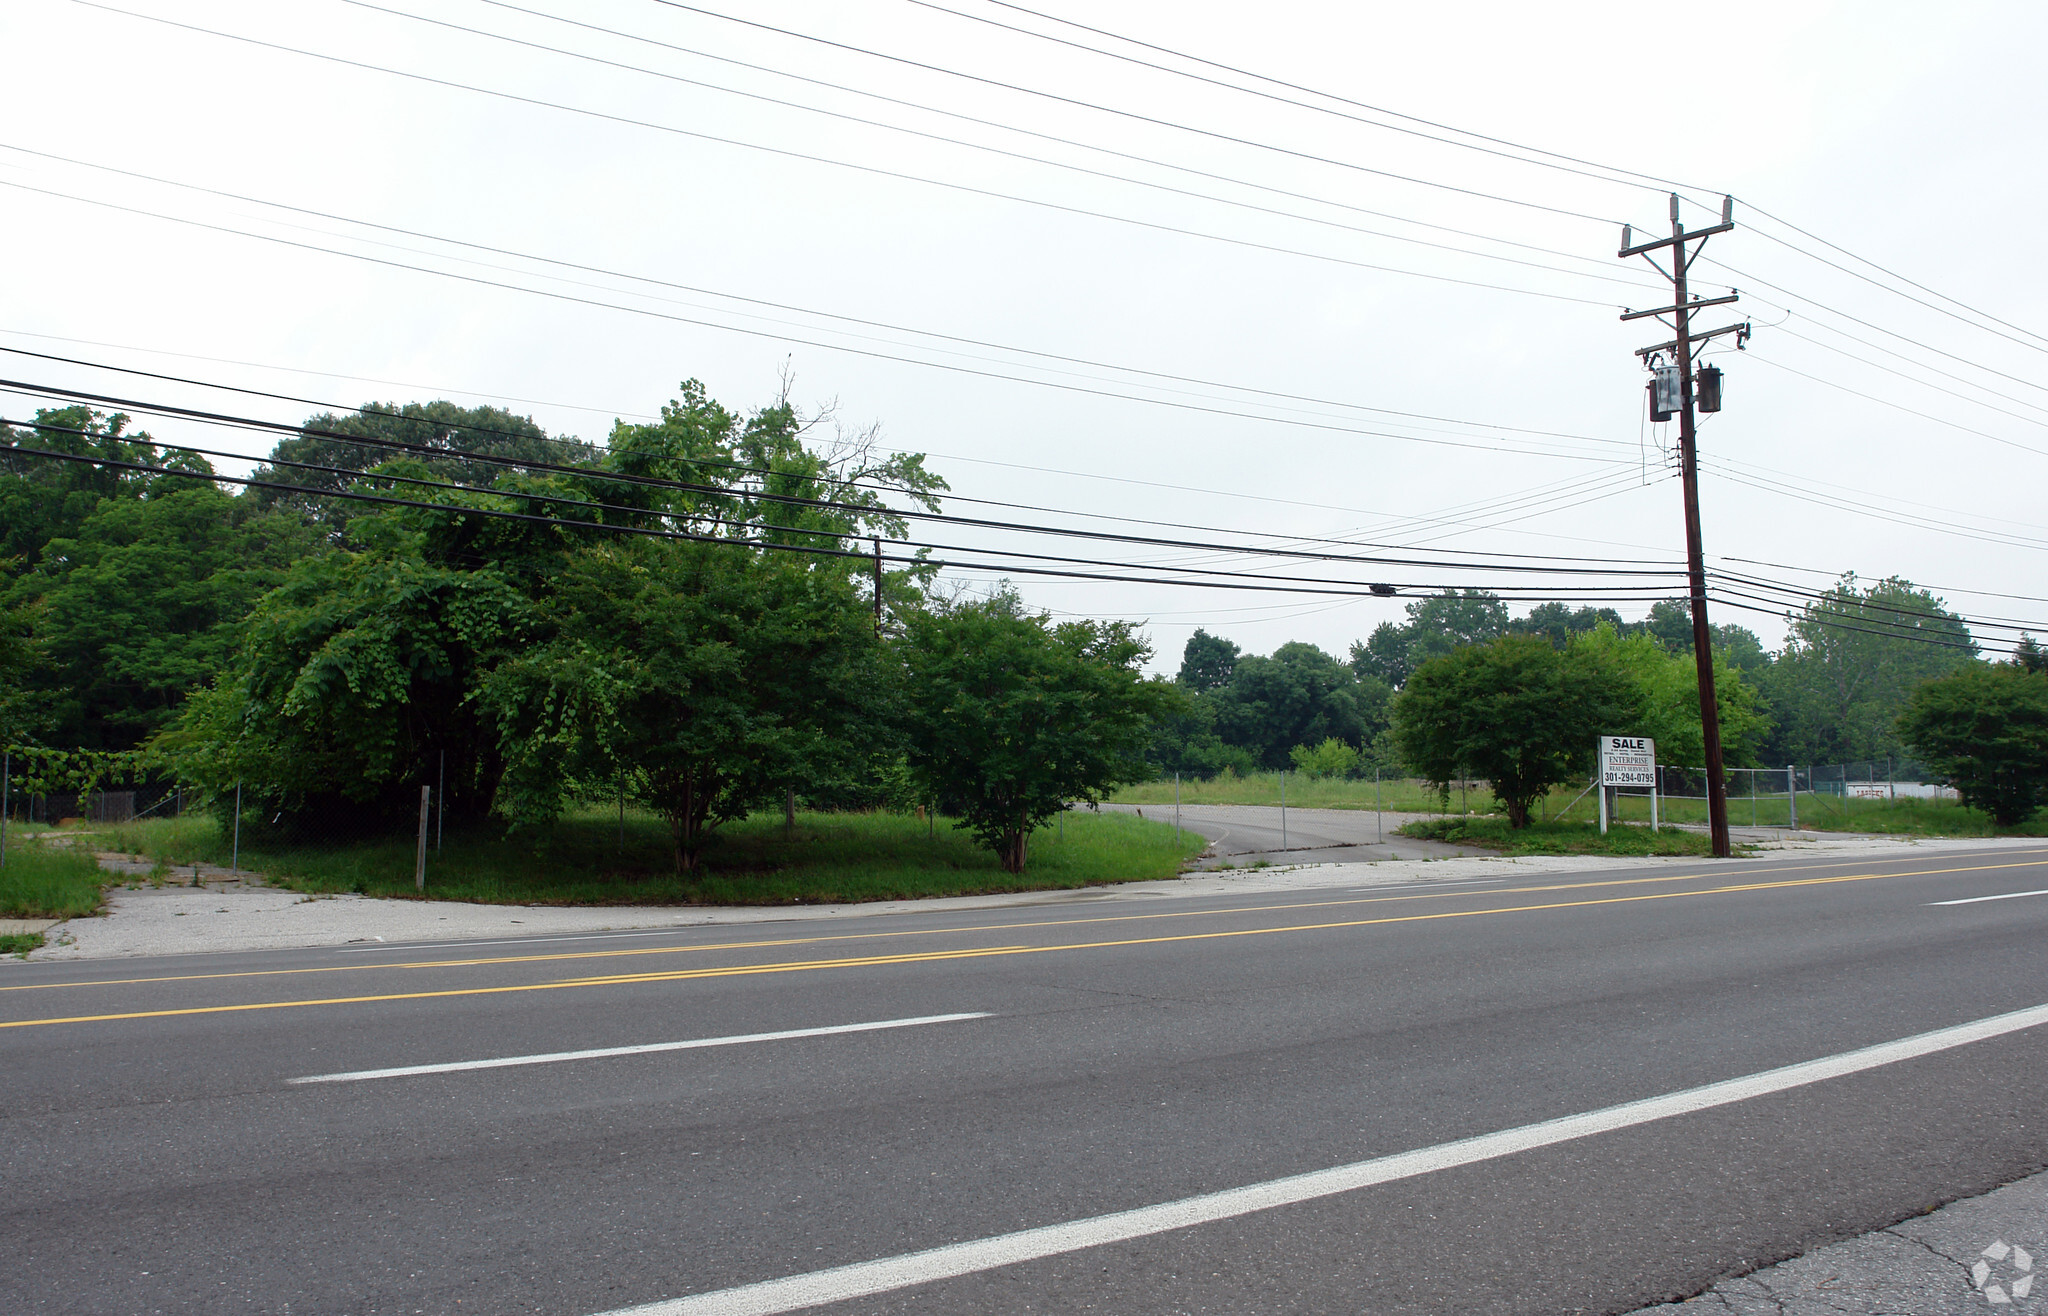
[{"left": 1599, "top": 735, "right": 1656, "bottom": 787}]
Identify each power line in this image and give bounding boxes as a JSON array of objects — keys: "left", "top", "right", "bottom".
[
  {"left": 2, "top": 347, "right": 1680, "bottom": 569},
  {"left": 64, "top": 3, "right": 1625, "bottom": 308},
  {"left": 625, "top": 0, "right": 1623, "bottom": 226},
  {"left": 1, "top": 382, "right": 1688, "bottom": 580},
  {"left": 1741, "top": 354, "right": 2048, "bottom": 462},
  {"left": 459, "top": 0, "right": 1641, "bottom": 277},
  {"left": 965, "top": 0, "right": 1714, "bottom": 199},
  {"left": 1737, "top": 200, "right": 2048, "bottom": 354},
  {"left": 0, "top": 145, "right": 1642, "bottom": 450},
  {"left": 1, "top": 178, "right": 1637, "bottom": 467},
  {"left": 332, "top": 0, "right": 1664, "bottom": 296},
  {"left": 903, "top": 0, "right": 1701, "bottom": 200},
  {"left": 0, "top": 421, "right": 1687, "bottom": 604}
]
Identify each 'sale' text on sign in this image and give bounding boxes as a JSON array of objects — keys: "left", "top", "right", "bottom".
[{"left": 1599, "top": 735, "right": 1656, "bottom": 787}]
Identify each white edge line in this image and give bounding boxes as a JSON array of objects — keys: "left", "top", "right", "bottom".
[
  {"left": 334, "top": 929, "right": 697, "bottom": 953},
  {"left": 603, "top": 998, "right": 2048, "bottom": 1316},
  {"left": 1930, "top": 889, "right": 2048, "bottom": 906},
  {"left": 288, "top": 1013, "right": 990, "bottom": 1084}
]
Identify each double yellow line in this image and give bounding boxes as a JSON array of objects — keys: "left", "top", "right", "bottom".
[{"left": 5, "top": 857, "right": 2039, "bottom": 1030}]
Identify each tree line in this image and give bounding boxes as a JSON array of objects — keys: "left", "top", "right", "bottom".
[
  {"left": 1, "top": 388, "right": 1173, "bottom": 874},
  {"left": 1150, "top": 576, "right": 1993, "bottom": 783}
]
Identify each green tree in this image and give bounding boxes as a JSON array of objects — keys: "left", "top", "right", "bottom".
[
  {"left": 1898, "top": 665, "right": 2048, "bottom": 825},
  {"left": 1569, "top": 623, "right": 1771, "bottom": 767},
  {"left": 1176, "top": 628, "right": 1240, "bottom": 693},
  {"left": 250, "top": 401, "right": 587, "bottom": 532},
  {"left": 11, "top": 482, "right": 316, "bottom": 748},
  {"left": 1392, "top": 634, "right": 1638, "bottom": 827},
  {"left": 1518, "top": 602, "right": 1625, "bottom": 650},
  {"left": 165, "top": 536, "right": 532, "bottom": 830},
  {"left": 486, "top": 539, "right": 886, "bottom": 872},
  {"left": 1350, "top": 620, "right": 1413, "bottom": 688},
  {"left": 1213, "top": 642, "right": 1377, "bottom": 770},
  {"left": 2014, "top": 635, "right": 2048, "bottom": 675},
  {"left": 901, "top": 591, "right": 1174, "bottom": 873},
  {"left": 1763, "top": 575, "right": 1976, "bottom": 765}
]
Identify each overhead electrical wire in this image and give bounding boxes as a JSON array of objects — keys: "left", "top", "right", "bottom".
[
  {"left": 0, "top": 178, "right": 1638, "bottom": 468},
  {"left": 0, "top": 145, "right": 1643, "bottom": 451},
  {"left": 927, "top": 0, "right": 2045, "bottom": 369},
  {"left": 0, "top": 418, "right": 1686, "bottom": 604},
  {"left": 958, "top": 0, "right": 1715, "bottom": 199},
  {"left": 0, "top": 381, "right": 1687, "bottom": 581},
  {"left": 1741, "top": 354, "right": 2048, "bottom": 462},
  {"left": 0, "top": 335, "right": 1682, "bottom": 566},
  {"left": 620, "top": 0, "right": 1622, "bottom": 225},
  {"left": 329, "top": 0, "right": 1664, "bottom": 296},
  {"left": 63, "top": 2, "right": 1625, "bottom": 308},
  {"left": 455, "top": 0, "right": 1638, "bottom": 277}
]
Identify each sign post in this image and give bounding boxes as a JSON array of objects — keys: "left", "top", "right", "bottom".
[{"left": 1599, "top": 736, "right": 1656, "bottom": 834}]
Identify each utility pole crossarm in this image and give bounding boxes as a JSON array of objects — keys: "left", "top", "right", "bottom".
[
  {"left": 1620, "top": 292, "right": 1741, "bottom": 322},
  {"left": 1618, "top": 219, "right": 1734, "bottom": 258},
  {"left": 1635, "top": 321, "right": 1748, "bottom": 358}
]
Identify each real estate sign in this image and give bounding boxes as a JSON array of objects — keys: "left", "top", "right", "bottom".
[{"left": 1599, "top": 735, "right": 1656, "bottom": 788}]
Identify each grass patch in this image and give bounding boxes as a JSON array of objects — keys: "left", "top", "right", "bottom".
[
  {"left": 1566, "top": 788, "right": 2048, "bottom": 837},
  {"left": 1, "top": 932, "right": 44, "bottom": 956},
  {"left": 1111, "top": 773, "right": 1491, "bottom": 814},
  {"left": 0, "top": 839, "right": 108, "bottom": 919},
  {"left": 1399, "top": 816, "right": 1726, "bottom": 857},
  {"left": 93, "top": 807, "right": 1205, "bottom": 905}
]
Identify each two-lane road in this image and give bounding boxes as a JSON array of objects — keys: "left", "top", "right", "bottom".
[{"left": 7, "top": 844, "right": 2048, "bottom": 1314}]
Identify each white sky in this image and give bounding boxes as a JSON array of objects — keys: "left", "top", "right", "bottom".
[{"left": 5, "top": 0, "right": 2044, "bottom": 672}]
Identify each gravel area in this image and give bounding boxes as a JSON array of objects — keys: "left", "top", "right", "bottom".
[{"left": 17, "top": 827, "right": 2039, "bottom": 962}]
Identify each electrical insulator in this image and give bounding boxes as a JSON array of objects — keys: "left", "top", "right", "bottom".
[{"left": 1696, "top": 365, "right": 1723, "bottom": 413}]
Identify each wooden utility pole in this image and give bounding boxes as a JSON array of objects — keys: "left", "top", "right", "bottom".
[
  {"left": 872, "top": 536, "right": 884, "bottom": 634},
  {"left": 1619, "top": 194, "right": 1750, "bottom": 858}
]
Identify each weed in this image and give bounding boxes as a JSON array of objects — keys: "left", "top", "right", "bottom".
[
  {"left": 0, "top": 932, "right": 43, "bottom": 957},
  {"left": 90, "top": 807, "right": 1206, "bottom": 906}
]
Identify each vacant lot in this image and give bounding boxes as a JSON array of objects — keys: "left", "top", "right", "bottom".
[{"left": 88, "top": 807, "right": 1204, "bottom": 905}]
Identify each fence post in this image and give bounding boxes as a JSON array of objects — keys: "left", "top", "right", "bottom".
[
  {"left": 1280, "top": 770, "right": 1288, "bottom": 853},
  {"left": 1174, "top": 772, "right": 1181, "bottom": 845},
  {"left": 1375, "top": 767, "right": 1383, "bottom": 844},
  {"left": 1651, "top": 765, "right": 1660, "bottom": 832},
  {"left": 415, "top": 785, "right": 431, "bottom": 893},
  {"left": 1598, "top": 780, "right": 1609, "bottom": 835},
  {"left": 437, "top": 750, "right": 446, "bottom": 853},
  {"left": 1, "top": 748, "right": 10, "bottom": 874},
  {"left": 231, "top": 782, "right": 242, "bottom": 874}
]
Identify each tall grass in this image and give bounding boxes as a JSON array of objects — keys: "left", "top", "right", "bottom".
[
  {"left": 1118, "top": 772, "right": 2048, "bottom": 838},
  {"left": 0, "top": 839, "right": 107, "bottom": 919},
  {"left": 1110, "top": 773, "right": 1483, "bottom": 813},
  {"left": 92, "top": 806, "right": 1204, "bottom": 905}
]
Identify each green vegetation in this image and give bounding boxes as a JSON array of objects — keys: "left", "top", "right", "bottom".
[
  {"left": 1, "top": 933, "right": 43, "bottom": 956},
  {"left": 1394, "top": 635, "right": 1639, "bottom": 828},
  {"left": 0, "top": 840, "right": 107, "bottom": 919},
  {"left": 92, "top": 807, "right": 1202, "bottom": 905},
  {"left": 1398, "top": 816, "right": 1724, "bottom": 857},
  {"left": 1897, "top": 664, "right": 2048, "bottom": 824},
  {"left": 1111, "top": 771, "right": 1481, "bottom": 813}
]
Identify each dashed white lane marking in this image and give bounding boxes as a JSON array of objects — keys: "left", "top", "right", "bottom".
[
  {"left": 595, "top": 999, "right": 2048, "bottom": 1316},
  {"left": 1930, "top": 889, "right": 2048, "bottom": 906},
  {"left": 289, "top": 1013, "right": 989, "bottom": 1084}
]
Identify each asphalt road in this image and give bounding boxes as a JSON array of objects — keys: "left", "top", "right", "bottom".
[{"left": 8, "top": 844, "right": 2048, "bottom": 1314}]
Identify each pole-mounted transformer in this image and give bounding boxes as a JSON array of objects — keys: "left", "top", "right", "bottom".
[
  {"left": 1648, "top": 364, "right": 1682, "bottom": 422},
  {"left": 1696, "top": 365, "right": 1723, "bottom": 413}
]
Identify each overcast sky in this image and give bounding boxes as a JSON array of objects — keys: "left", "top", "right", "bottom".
[{"left": 6, "top": 0, "right": 2044, "bottom": 672}]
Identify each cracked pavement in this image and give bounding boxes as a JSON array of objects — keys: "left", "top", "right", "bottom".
[{"left": 1624, "top": 1166, "right": 2048, "bottom": 1315}]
